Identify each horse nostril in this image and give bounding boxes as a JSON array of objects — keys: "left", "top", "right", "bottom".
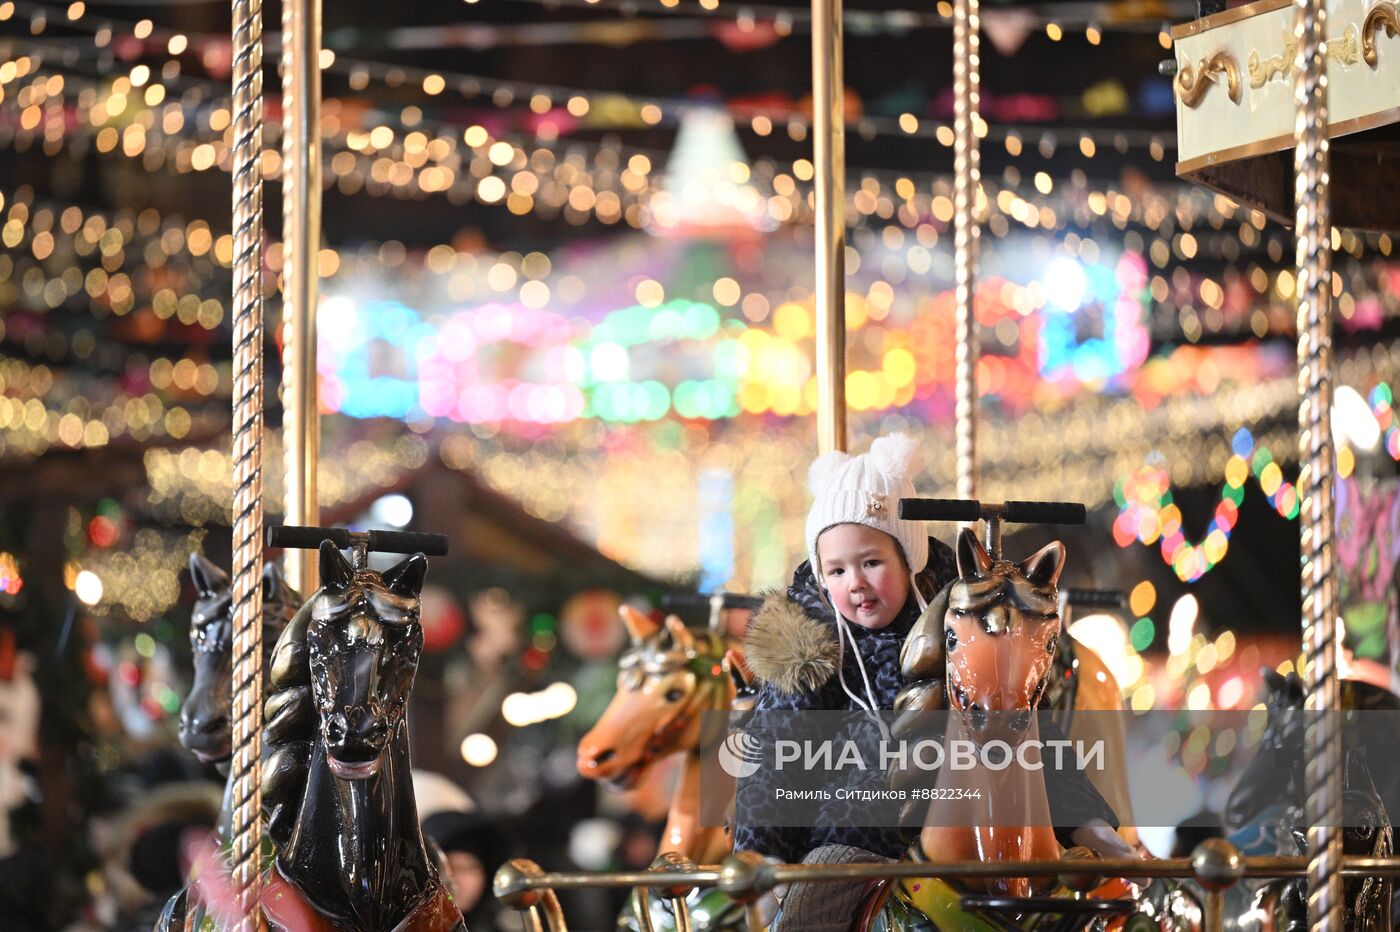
[
  {"left": 202, "top": 714, "right": 229, "bottom": 736},
  {"left": 967, "top": 704, "right": 988, "bottom": 731},
  {"left": 368, "top": 719, "right": 389, "bottom": 744},
  {"left": 592, "top": 749, "right": 616, "bottom": 767},
  {"left": 1009, "top": 711, "right": 1030, "bottom": 733},
  {"left": 326, "top": 715, "right": 347, "bottom": 744}
]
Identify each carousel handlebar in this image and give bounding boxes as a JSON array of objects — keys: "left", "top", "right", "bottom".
[
  {"left": 897, "top": 498, "right": 982, "bottom": 522},
  {"left": 898, "top": 498, "right": 1086, "bottom": 526},
  {"left": 661, "top": 591, "right": 765, "bottom": 611},
  {"left": 267, "top": 525, "right": 451, "bottom": 556},
  {"left": 1062, "top": 588, "right": 1127, "bottom": 610}
]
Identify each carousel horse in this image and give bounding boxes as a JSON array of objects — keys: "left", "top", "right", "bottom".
[
  {"left": 576, "top": 606, "right": 751, "bottom": 930},
  {"left": 167, "top": 541, "right": 464, "bottom": 931},
  {"left": 856, "top": 530, "right": 1187, "bottom": 931},
  {"left": 180, "top": 554, "right": 301, "bottom": 838},
  {"left": 155, "top": 555, "right": 301, "bottom": 930},
  {"left": 1221, "top": 670, "right": 1395, "bottom": 931}
]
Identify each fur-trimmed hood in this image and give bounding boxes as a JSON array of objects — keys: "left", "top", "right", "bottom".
[
  {"left": 742, "top": 535, "right": 957, "bottom": 700},
  {"left": 743, "top": 592, "right": 841, "bottom": 696}
]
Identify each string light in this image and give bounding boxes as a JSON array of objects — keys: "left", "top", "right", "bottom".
[{"left": 1113, "top": 428, "right": 1299, "bottom": 582}]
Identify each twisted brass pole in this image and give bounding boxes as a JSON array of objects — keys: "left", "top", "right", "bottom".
[
  {"left": 811, "top": 0, "right": 846, "bottom": 454},
  {"left": 1291, "top": 0, "right": 1342, "bottom": 922},
  {"left": 953, "top": 0, "right": 980, "bottom": 499},
  {"left": 280, "top": 0, "right": 321, "bottom": 594},
  {"left": 230, "top": 0, "right": 266, "bottom": 925}
]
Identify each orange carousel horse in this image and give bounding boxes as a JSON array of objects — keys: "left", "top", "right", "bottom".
[
  {"left": 577, "top": 606, "right": 752, "bottom": 930},
  {"left": 855, "top": 530, "right": 1195, "bottom": 930},
  {"left": 577, "top": 606, "right": 747, "bottom": 865}
]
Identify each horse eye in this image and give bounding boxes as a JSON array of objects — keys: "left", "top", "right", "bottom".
[
  {"left": 665, "top": 688, "right": 685, "bottom": 702},
  {"left": 1046, "top": 635, "right": 1059, "bottom": 655},
  {"left": 945, "top": 628, "right": 958, "bottom": 651}
]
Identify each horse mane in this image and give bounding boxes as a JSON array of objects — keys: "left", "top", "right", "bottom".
[{"left": 262, "top": 596, "right": 317, "bottom": 847}]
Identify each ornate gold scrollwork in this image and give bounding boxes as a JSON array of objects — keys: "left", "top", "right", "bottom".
[
  {"left": 1333, "top": 23, "right": 1362, "bottom": 64},
  {"left": 1364, "top": 0, "right": 1400, "bottom": 66},
  {"left": 1248, "top": 36, "right": 1294, "bottom": 87},
  {"left": 1175, "top": 50, "right": 1243, "bottom": 107},
  {"left": 1248, "top": 24, "right": 1361, "bottom": 87}
]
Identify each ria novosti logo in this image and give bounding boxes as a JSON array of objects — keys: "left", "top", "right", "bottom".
[{"left": 717, "top": 731, "right": 763, "bottom": 778}]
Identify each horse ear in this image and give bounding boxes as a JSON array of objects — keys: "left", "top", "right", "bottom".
[
  {"left": 188, "top": 553, "right": 230, "bottom": 598},
  {"left": 262, "top": 562, "right": 288, "bottom": 603},
  {"left": 664, "top": 615, "right": 696, "bottom": 652},
  {"left": 724, "top": 648, "right": 752, "bottom": 693},
  {"left": 1019, "top": 541, "right": 1066, "bottom": 589},
  {"left": 319, "top": 540, "right": 354, "bottom": 592},
  {"left": 383, "top": 553, "right": 428, "bottom": 597},
  {"left": 955, "top": 528, "right": 993, "bottom": 579},
  {"left": 620, "top": 605, "right": 661, "bottom": 644},
  {"left": 1262, "top": 666, "right": 1286, "bottom": 693}
]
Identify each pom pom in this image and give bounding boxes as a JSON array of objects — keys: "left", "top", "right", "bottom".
[
  {"left": 807, "top": 450, "right": 851, "bottom": 496},
  {"left": 868, "top": 432, "right": 924, "bottom": 481}
]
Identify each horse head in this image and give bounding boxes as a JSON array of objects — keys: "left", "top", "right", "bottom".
[
  {"left": 179, "top": 554, "right": 299, "bottom": 766},
  {"left": 307, "top": 542, "right": 427, "bottom": 781},
  {"left": 577, "top": 607, "right": 731, "bottom": 791},
  {"left": 943, "top": 529, "right": 1066, "bottom": 742}
]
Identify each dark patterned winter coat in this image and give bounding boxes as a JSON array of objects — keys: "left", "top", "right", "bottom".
[
  {"left": 731, "top": 536, "right": 1118, "bottom": 863},
  {"left": 732, "top": 537, "right": 958, "bottom": 863}
]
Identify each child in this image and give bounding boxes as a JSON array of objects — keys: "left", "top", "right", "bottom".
[{"left": 732, "top": 434, "right": 1126, "bottom": 930}]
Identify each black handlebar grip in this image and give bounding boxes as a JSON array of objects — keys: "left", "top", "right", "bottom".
[
  {"left": 661, "top": 592, "right": 764, "bottom": 611},
  {"left": 1001, "top": 501, "right": 1086, "bottom": 525},
  {"left": 898, "top": 498, "right": 983, "bottom": 522},
  {"left": 366, "top": 529, "right": 450, "bottom": 556},
  {"left": 268, "top": 526, "right": 352, "bottom": 550},
  {"left": 1062, "top": 588, "right": 1126, "bottom": 609},
  {"left": 267, "top": 525, "right": 450, "bottom": 556}
]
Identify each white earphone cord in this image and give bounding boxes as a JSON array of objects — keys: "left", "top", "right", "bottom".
[{"left": 828, "top": 565, "right": 928, "bottom": 714}]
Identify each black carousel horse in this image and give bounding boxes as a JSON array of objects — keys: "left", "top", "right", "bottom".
[
  {"left": 259, "top": 540, "right": 464, "bottom": 932},
  {"left": 156, "top": 556, "right": 300, "bottom": 931},
  {"left": 1223, "top": 669, "right": 1395, "bottom": 931},
  {"left": 180, "top": 554, "right": 301, "bottom": 838}
]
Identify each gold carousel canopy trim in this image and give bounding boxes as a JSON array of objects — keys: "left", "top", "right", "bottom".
[{"left": 1173, "top": 0, "right": 1400, "bottom": 231}]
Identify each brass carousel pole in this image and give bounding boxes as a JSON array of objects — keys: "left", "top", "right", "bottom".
[
  {"left": 230, "top": 0, "right": 266, "bottom": 924},
  {"left": 280, "top": 0, "right": 322, "bottom": 593},
  {"left": 811, "top": 0, "right": 846, "bottom": 454},
  {"left": 953, "top": 0, "right": 980, "bottom": 498},
  {"left": 1292, "top": 0, "right": 1342, "bottom": 922}
]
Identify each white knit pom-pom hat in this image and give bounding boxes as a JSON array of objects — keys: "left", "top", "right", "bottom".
[{"left": 804, "top": 432, "right": 928, "bottom": 577}]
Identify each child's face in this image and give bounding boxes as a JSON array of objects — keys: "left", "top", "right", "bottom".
[{"left": 816, "top": 524, "right": 910, "bottom": 630}]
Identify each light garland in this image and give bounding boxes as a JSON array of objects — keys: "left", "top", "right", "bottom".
[
  {"left": 143, "top": 432, "right": 429, "bottom": 527},
  {"left": 3, "top": 0, "right": 1180, "bottom": 151},
  {"left": 1113, "top": 427, "right": 1300, "bottom": 583}
]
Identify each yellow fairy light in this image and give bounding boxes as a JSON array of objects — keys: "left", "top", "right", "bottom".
[
  {"left": 712, "top": 277, "right": 741, "bottom": 307},
  {"left": 1129, "top": 580, "right": 1156, "bottom": 617},
  {"left": 635, "top": 279, "right": 664, "bottom": 308},
  {"left": 488, "top": 141, "right": 514, "bottom": 166}
]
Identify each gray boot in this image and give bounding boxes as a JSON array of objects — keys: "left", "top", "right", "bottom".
[{"left": 771, "top": 845, "right": 892, "bottom": 932}]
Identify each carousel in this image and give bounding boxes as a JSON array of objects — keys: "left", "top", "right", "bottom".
[{"left": 0, "top": 0, "right": 1393, "bottom": 925}]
